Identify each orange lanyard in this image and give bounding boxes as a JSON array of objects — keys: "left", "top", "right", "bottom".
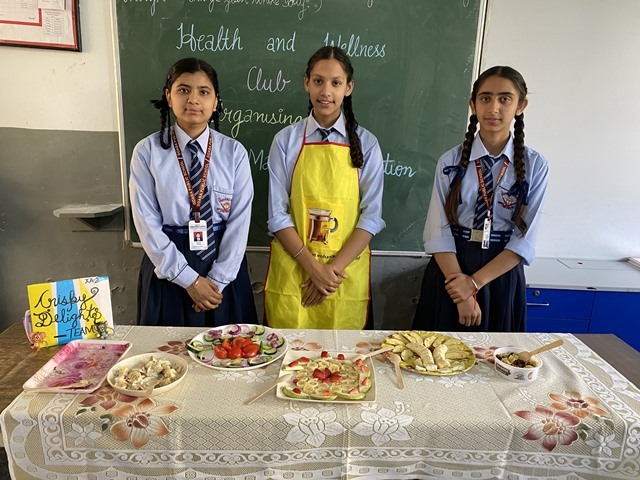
[
  {"left": 474, "top": 157, "right": 509, "bottom": 219},
  {"left": 171, "top": 128, "right": 213, "bottom": 222}
]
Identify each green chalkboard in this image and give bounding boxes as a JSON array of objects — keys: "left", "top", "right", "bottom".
[{"left": 116, "top": 0, "right": 482, "bottom": 252}]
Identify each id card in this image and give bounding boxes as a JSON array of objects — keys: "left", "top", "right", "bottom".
[
  {"left": 481, "top": 217, "right": 491, "bottom": 250},
  {"left": 189, "top": 220, "right": 208, "bottom": 251}
]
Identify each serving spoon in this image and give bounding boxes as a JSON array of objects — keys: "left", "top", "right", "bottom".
[
  {"left": 518, "top": 339, "right": 564, "bottom": 362},
  {"left": 388, "top": 353, "right": 405, "bottom": 389}
]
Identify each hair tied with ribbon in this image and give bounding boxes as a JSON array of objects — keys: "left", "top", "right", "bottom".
[
  {"left": 150, "top": 95, "right": 168, "bottom": 111},
  {"left": 443, "top": 164, "right": 467, "bottom": 203}
]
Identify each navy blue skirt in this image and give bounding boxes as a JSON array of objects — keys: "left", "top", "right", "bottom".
[
  {"left": 412, "top": 236, "right": 526, "bottom": 332},
  {"left": 137, "top": 229, "right": 257, "bottom": 328}
]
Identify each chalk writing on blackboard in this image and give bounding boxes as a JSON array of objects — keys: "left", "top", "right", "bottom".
[{"left": 122, "top": 0, "right": 375, "bottom": 19}]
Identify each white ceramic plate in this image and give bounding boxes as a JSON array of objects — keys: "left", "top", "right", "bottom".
[
  {"left": 23, "top": 340, "right": 132, "bottom": 394},
  {"left": 107, "top": 352, "right": 188, "bottom": 397},
  {"left": 275, "top": 350, "right": 377, "bottom": 403},
  {"left": 187, "top": 324, "right": 288, "bottom": 371}
]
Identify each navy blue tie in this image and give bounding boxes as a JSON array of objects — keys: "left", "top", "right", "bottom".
[
  {"left": 187, "top": 141, "right": 215, "bottom": 261},
  {"left": 319, "top": 128, "right": 333, "bottom": 142},
  {"left": 473, "top": 156, "right": 497, "bottom": 230}
]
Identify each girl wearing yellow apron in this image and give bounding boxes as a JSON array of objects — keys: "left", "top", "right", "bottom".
[{"left": 265, "top": 46, "right": 385, "bottom": 329}]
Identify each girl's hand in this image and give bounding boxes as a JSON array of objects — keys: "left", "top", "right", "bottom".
[
  {"left": 187, "top": 276, "right": 223, "bottom": 312},
  {"left": 457, "top": 296, "right": 481, "bottom": 327},
  {"left": 300, "top": 282, "right": 328, "bottom": 307},
  {"left": 444, "top": 272, "right": 476, "bottom": 304},
  {"left": 306, "top": 262, "right": 347, "bottom": 296}
]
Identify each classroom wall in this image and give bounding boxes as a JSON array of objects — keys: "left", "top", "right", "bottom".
[{"left": 1, "top": 0, "right": 639, "bottom": 333}]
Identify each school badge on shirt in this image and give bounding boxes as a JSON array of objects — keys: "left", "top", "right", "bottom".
[{"left": 216, "top": 195, "right": 232, "bottom": 214}]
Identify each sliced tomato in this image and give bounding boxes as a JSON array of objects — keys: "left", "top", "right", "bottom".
[
  {"left": 228, "top": 347, "right": 243, "bottom": 359},
  {"left": 221, "top": 338, "right": 232, "bottom": 351},
  {"left": 214, "top": 345, "right": 228, "bottom": 359},
  {"left": 242, "top": 343, "right": 260, "bottom": 358},
  {"left": 232, "top": 336, "right": 246, "bottom": 349}
]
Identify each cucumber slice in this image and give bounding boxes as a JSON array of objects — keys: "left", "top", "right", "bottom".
[
  {"left": 282, "top": 386, "right": 310, "bottom": 399},
  {"left": 309, "top": 392, "right": 338, "bottom": 401},
  {"left": 227, "top": 358, "right": 247, "bottom": 368},
  {"left": 275, "top": 335, "right": 285, "bottom": 348},
  {"left": 253, "top": 325, "right": 266, "bottom": 335},
  {"left": 248, "top": 355, "right": 273, "bottom": 365},
  {"left": 260, "top": 344, "right": 277, "bottom": 355},
  {"left": 186, "top": 341, "right": 213, "bottom": 354},
  {"left": 203, "top": 333, "right": 216, "bottom": 342},
  {"left": 336, "top": 391, "right": 366, "bottom": 400}
]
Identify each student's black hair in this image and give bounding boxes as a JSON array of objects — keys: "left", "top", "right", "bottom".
[
  {"left": 150, "top": 58, "right": 223, "bottom": 149},
  {"left": 305, "top": 46, "right": 364, "bottom": 168},
  {"left": 444, "top": 65, "right": 530, "bottom": 235}
]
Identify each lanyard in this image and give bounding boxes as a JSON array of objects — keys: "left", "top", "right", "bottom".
[
  {"left": 474, "top": 156, "right": 509, "bottom": 219},
  {"left": 171, "top": 128, "right": 213, "bottom": 222}
]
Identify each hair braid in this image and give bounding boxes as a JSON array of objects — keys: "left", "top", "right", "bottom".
[
  {"left": 512, "top": 113, "right": 528, "bottom": 234},
  {"left": 150, "top": 94, "right": 172, "bottom": 149},
  {"left": 211, "top": 93, "right": 223, "bottom": 132},
  {"left": 342, "top": 96, "right": 364, "bottom": 168},
  {"left": 444, "top": 114, "right": 478, "bottom": 226}
]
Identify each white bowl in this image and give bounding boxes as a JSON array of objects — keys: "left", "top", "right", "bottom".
[
  {"left": 493, "top": 346, "right": 542, "bottom": 383},
  {"left": 107, "top": 352, "right": 188, "bottom": 397}
]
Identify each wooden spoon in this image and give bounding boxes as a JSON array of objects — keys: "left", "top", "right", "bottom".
[
  {"left": 388, "top": 353, "right": 405, "bottom": 389},
  {"left": 518, "top": 339, "right": 564, "bottom": 362},
  {"left": 244, "top": 374, "right": 294, "bottom": 405},
  {"left": 357, "top": 346, "right": 394, "bottom": 359}
]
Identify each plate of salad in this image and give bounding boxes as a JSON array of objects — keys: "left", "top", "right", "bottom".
[{"left": 186, "top": 324, "right": 288, "bottom": 371}]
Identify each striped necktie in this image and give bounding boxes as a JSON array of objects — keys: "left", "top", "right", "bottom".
[
  {"left": 319, "top": 128, "right": 334, "bottom": 142},
  {"left": 187, "top": 140, "right": 215, "bottom": 261},
  {"left": 473, "top": 155, "right": 497, "bottom": 229}
]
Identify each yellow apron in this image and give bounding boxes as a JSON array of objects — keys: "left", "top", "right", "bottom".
[{"left": 265, "top": 130, "right": 371, "bottom": 329}]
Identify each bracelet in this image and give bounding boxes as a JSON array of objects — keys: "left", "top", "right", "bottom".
[
  {"left": 470, "top": 276, "right": 479, "bottom": 307},
  {"left": 470, "top": 276, "right": 480, "bottom": 293},
  {"left": 187, "top": 278, "right": 200, "bottom": 292},
  {"left": 292, "top": 245, "right": 305, "bottom": 259}
]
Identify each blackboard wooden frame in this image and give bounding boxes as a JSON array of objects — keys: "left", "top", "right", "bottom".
[
  {"left": 115, "top": 0, "right": 487, "bottom": 254},
  {"left": 0, "top": 0, "right": 81, "bottom": 51}
]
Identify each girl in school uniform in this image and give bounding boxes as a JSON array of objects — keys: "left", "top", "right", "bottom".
[
  {"left": 412, "top": 66, "right": 549, "bottom": 332},
  {"left": 129, "top": 57, "right": 257, "bottom": 327},
  {"left": 264, "top": 46, "right": 385, "bottom": 330}
]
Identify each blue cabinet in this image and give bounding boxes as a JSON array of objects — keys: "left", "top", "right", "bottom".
[
  {"left": 589, "top": 291, "right": 640, "bottom": 351},
  {"left": 526, "top": 288, "right": 640, "bottom": 351},
  {"left": 526, "top": 288, "right": 594, "bottom": 333}
]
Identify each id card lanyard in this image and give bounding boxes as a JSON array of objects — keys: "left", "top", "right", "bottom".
[
  {"left": 474, "top": 157, "right": 509, "bottom": 249},
  {"left": 171, "top": 128, "right": 213, "bottom": 251}
]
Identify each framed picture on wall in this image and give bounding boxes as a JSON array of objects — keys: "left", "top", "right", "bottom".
[{"left": 0, "top": 0, "right": 81, "bottom": 51}]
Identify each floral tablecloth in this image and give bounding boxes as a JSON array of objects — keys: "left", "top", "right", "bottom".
[{"left": 2, "top": 326, "right": 640, "bottom": 479}]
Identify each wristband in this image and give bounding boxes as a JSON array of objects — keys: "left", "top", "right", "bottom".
[{"left": 292, "top": 245, "right": 305, "bottom": 258}]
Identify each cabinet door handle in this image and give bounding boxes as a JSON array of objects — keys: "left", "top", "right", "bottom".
[{"left": 527, "top": 302, "right": 550, "bottom": 307}]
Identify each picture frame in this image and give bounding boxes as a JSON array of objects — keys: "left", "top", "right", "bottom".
[{"left": 0, "top": 0, "right": 81, "bottom": 52}]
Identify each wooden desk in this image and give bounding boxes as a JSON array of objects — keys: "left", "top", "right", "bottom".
[{"left": 1, "top": 325, "right": 640, "bottom": 480}]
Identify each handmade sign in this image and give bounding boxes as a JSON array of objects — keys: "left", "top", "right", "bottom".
[{"left": 25, "top": 276, "right": 114, "bottom": 347}]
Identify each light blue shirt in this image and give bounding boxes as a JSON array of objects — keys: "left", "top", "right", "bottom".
[
  {"left": 267, "top": 112, "right": 386, "bottom": 235},
  {"left": 129, "top": 124, "right": 253, "bottom": 291},
  {"left": 423, "top": 134, "right": 549, "bottom": 265}
]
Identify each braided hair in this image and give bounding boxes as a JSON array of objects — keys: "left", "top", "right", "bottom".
[
  {"left": 150, "top": 58, "right": 224, "bottom": 149},
  {"left": 444, "top": 66, "right": 529, "bottom": 235},
  {"left": 305, "top": 46, "right": 364, "bottom": 168}
]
